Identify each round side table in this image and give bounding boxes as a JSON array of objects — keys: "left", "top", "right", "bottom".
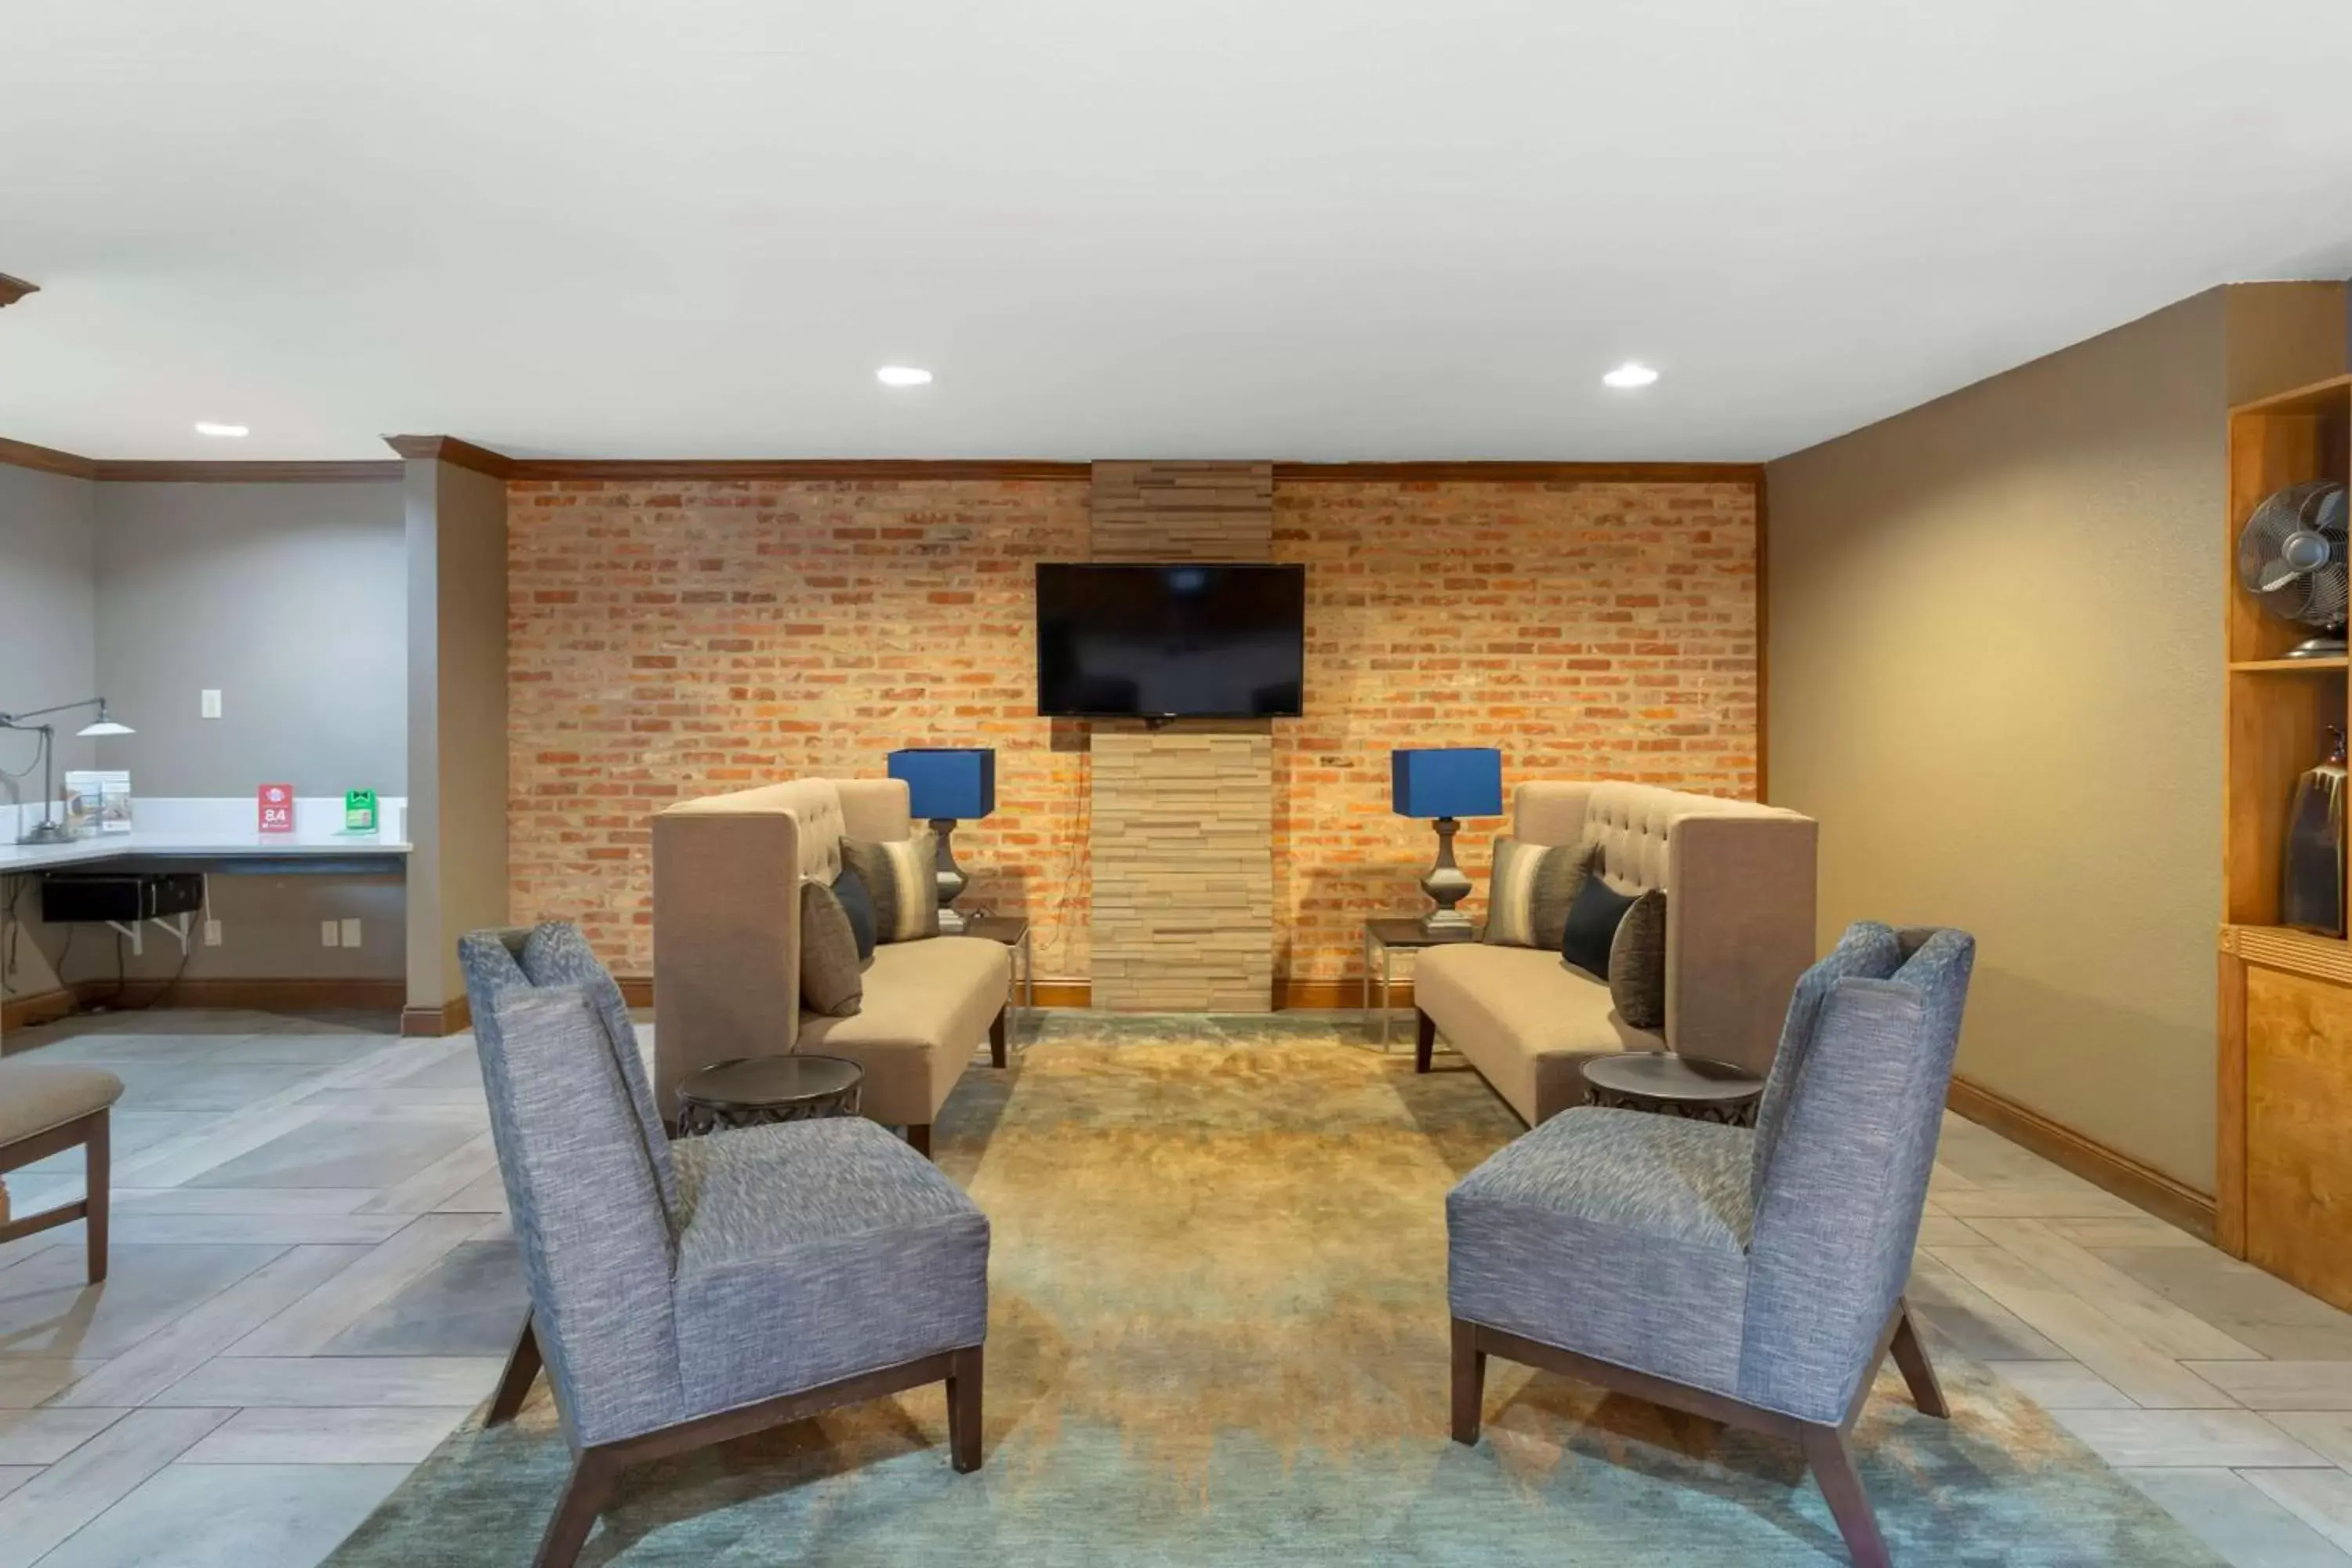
[
  {"left": 675, "top": 1054, "right": 865, "bottom": 1136},
  {"left": 1581, "top": 1053, "right": 1765, "bottom": 1127}
]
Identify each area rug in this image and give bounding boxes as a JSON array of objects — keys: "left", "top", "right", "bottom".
[{"left": 328, "top": 1014, "right": 2219, "bottom": 1566}]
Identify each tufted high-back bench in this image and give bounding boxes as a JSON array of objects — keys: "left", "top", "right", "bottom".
[{"left": 1414, "top": 781, "right": 1817, "bottom": 1124}]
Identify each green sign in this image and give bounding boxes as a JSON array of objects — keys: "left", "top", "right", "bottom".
[{"left": 345, "top": 789, "right": 379, "bottom": 833}]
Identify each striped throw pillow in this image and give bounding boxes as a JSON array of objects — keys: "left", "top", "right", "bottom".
[
  {"left": 839, "top": 832, "right": 940, "bottom": 944},
  {"left": 1482, "top": 837, "right": 1595, "bottom": 949}
]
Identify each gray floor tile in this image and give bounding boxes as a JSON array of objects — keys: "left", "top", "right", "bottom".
[
  {"left": 0, "top": 1407, "right": 232, "bottom": 1568},
  {"left": 18, "top": 1114, "right": 212, "bottom": 1174},
  {"left": 187, "top": 1116, "right": 477, "bottom": 1191},
  {"left": 31, "top": 1461, "right": 410, "bottom": 1568},
  {"left": 322, "top": 1239, "right": 528, "bottom": 1357},
  {"left": 2123, "top": 1467, "right": 2352, "bottom": 1567},
  {"left": 180, "top": 1406, "right": 470, "bottom": 1465},
  {"left": 0, "top": 1244, "right": 283, "bottom": 1359},
  {"left": 0, "top": 1408, "right": 128, "bottom": 1465}
]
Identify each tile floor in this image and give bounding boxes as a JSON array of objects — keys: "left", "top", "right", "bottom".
[{"left": 1, "top": 1007, "right": 2350, "bottom": 1565}]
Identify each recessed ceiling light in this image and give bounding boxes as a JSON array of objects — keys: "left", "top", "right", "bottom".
[
  {"left": 194, "top": 421, "right": 249, "bottom": 437},
  {"left": 1602, "top": 363, "right": 1660, "bottom": 390},
  {"left": 876, "top": 365, "right": 933, "bottom": 388}
]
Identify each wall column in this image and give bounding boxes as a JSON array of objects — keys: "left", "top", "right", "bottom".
[{"left": 394, "top": 437, "right": 511, "bottom": 1033}]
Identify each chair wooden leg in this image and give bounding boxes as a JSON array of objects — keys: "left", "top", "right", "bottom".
[
  {"left": 1415, "top": 1010, "right": 1437, "bottom": 1073},
  {"left": 946, "top": 1345, "right": 984, "bottom": 1473},
  {"left": 82, "top": 1111, "right": 109, "bottom": 1286},
  {"left": 488, "top": 1311, "right": 543, "bottom": 1427},
  {"left": 1450, "top": 1317, "right": 1486, "bottom": 1445},
  {"left": 533, "top": 1448, "right": 620, "bottom": 1568},
  {"left": 906, "top": 1123, "right": 932, "bottom": 1158},
  {"left": 989, "top": 1007, "right": 1007, "bottom": 1069},
  {"left": 1799, "top": 1424, "right": 1889, "bottom": 1568},
  {"left": 1889, "top": 1298, "right": 1947, "bottom": 1419}
]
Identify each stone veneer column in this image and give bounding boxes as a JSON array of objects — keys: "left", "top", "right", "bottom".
[{"left": 1086, "top": 461, "right": 1277, "bottom": 1011}]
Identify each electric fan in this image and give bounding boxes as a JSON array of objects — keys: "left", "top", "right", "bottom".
[{"left": 2238, "top": 480, "right": 2350, "bottom": 658}]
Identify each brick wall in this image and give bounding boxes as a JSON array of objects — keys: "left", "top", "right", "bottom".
[
  {"left": 1271, "top": 478, "right": 1758, "bottom": 982},
  {"left": 506, "top": 474, "right": 1757, "bottom": 985}
]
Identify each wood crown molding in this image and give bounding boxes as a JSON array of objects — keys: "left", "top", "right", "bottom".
[
  {"left": 0, "top": 434, "right": 97, "bottom": 480},
  {"left": 92, "top": 460, "right": 401, "bottom": 484},
  {"left": 1272, "top": 460, "right": 1765, "bottom": 485},
  {"left": 0, "top": 274, "right": 37, "bottom": 310},
  {"left": 506, "top": 458, "right": 1091, "bottom": 483},
  {"left": 384, "top": 434, "right": 518, "bottom": 479},
  {"left": 1945, "top": 1075, "right": 2216, "bottom": 1242}
]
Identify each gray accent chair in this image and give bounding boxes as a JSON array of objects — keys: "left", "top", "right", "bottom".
[
  {"left": 1446, "top": 923, "right": 1975, "bottom": 1568},
  {"left": 459, "top": 923, "right": 991, "bottom": 1568}
]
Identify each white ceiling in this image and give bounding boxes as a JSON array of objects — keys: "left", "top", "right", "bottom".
[{"left": 4, "top": 0, "right": 2350, "bottom": 463}]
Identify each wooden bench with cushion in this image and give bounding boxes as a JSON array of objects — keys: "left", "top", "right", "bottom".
[{"left": 0, "top": 1061, "right": 122, "bottom": 1282}]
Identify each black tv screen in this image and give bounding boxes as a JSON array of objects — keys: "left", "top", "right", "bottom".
[{"left": 1036, "top": 563, "right": 1305, "bottom": 719}]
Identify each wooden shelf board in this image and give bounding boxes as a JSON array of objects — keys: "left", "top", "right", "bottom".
[
  {"left": 2233, "top": 374, "right": 2352, "bottom": 418},
  {"left": 2222, "top": 924, "right": 2352, "bottom": 987},
  {"left": 2231, "top": 657, "right": 2352, "bottom": 673}
]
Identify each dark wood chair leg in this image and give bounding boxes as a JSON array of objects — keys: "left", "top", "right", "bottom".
[
  {"left": 488, "top": 1311, "right": 543, "bottom": 1427},
  {"left": 1889, "top": 1298, "right": 1947, "bottom": 1419},
  {"left": 946, "top": 1345, "right": 984, "bottom": 1473},
  {"left": 906, "top": 1123, "right": 932, "bottom": 1158},
  {"left": 989, "top": 1007, "right": 1007, "bottom": 1069},
  {"left": 1799, "top": 1424, "right": 1889, "bottom": 1568},
  {"left": 83, "top": 1111, "right": 109, "bottom": 1286},
  {"left": 1415, "top": 1010, "right": 1437, "bottom": 1073},
  {"left": 1450, "top": 1317, "right": 1486, "bottom": 1446},
  {"left": 534, "top": 1448, "right": 621, "bottom": 1568}
]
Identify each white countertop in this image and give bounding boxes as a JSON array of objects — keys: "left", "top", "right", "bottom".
[{"left": 0, "top": 797, "right": 410, "bottom": 875}]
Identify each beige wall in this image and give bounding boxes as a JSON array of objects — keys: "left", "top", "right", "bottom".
[
  {"left": 404, "top": 458, "right": 510, "bottom": 1010},
  {"left": 1766, "top": 282, "right": 2345, "bottom": 1194}
]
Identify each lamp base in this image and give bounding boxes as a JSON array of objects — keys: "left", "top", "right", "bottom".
[
  {"left": 1419, "top": 815, "right": 1474, "bottom": 935},
  {"left": 929, "top": 817, "right": 970, "bottom": 935},
  {"left": 16, "top": 819, "right": 72, "bottom": 847}
]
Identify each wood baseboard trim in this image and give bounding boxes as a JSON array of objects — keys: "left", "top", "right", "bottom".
[
  {"left": 8, "top": 979, "right": 403, "bottom": 1043},
  {"left": 1, "top": 986, "right": 79, "bottom": 1040},
  {"left": 614, "top": 975, "right": 1393, "bottom": 1013},
  {"left": 1946, "top": 1076, "right": 2216, "bottom": 1242},
  {"left": 401, "top": 994, "right": 473, "bottom": 1037}
]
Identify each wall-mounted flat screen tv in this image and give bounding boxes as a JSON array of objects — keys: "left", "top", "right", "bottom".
[{"left": 1036, "top": 563, "right": 1306, "bottom": 719}]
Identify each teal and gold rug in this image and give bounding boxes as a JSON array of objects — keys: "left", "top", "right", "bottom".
[{"left": 329, "top": 1015, "right": 2219, "bottom": 1566}]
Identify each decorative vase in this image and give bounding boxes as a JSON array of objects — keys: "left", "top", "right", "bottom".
[{"left": 2283, "top": 726, "right": 2347, "bottom": 938}]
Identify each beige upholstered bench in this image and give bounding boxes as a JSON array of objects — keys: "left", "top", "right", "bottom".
[{"left": 0, "top": 1061, "right": 122, "bottom": 1283}]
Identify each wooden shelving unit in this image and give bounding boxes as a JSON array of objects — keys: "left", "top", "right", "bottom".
[{"left": 2220, "top": 373, "right": 2352, "bottom": 1311}]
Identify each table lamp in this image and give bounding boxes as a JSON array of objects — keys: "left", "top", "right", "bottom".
[
  {"left": 1391, "top": 746, "right": 1503, "bottom": 934},
  {"left": 887, "top": 747, "right": 996, "bottom": 934},
  {"left": 0, "top": 698, "right": 135, "bottom": 845}
]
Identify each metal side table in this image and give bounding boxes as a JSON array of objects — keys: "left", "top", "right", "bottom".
[
  {"left": 1362, "top": 916, "right": 1479, "bottom": 1050},
  {"left": 963, "top": 914, "right": 1034, "bottom": 1056}
]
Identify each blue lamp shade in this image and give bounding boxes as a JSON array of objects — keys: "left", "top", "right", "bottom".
[
  {"left": 1390, "top": 747, "right": 1503, "bottom": 819},
  {"left": 888, "top": 747, "right": 997, "bottom": 821}
]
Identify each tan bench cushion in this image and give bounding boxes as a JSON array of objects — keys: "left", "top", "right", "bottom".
[
  {"left": 1415, "top": 942, "right": 1662, "bottom": 1125},
  {"left": 795, "top": 935, "right": 1010, "bottom": 1126},
  {"left": 0, "top": 1062, "right": 123, "bottom": 1145}
]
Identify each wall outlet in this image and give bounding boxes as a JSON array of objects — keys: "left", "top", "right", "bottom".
[
  {"left": 339, "top": 917, "right": 362, "bottom": 949},
  {"left": 320, "top": 920, "right": 340, "bottom": 948},
  {"left": 200, "top": 689, "right": 223, "bottom": 720},
  {"left": 203, "top": 919, "right": 223, "bottom": 947}
]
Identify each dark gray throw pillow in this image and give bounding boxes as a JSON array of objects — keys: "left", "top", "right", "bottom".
[
  {"left": 832, "top": 867, "right": 877, "bottom": 964},
  {"left": 1560, "top": 873, "right": 1635, "bottom": 983},
  {"left": 799, "top": 880, "right": 864, "bottom": 1018},
  {"left": 1608, "top": 888, "right": 1668, "bottom": 1031},
  {"left": 839, "top": 832, "right": 939, "bottom": 943}
]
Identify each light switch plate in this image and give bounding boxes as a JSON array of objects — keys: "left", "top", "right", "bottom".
[
  {"left": 339, "top": 917, "right": 362, "bottom": 948},
  {"left": 203, "top": 919, "right": 223, "bottom": 947},
  {"left": 320, "top": 920, "right": 340, "bottom": 948},
  {"left": 200, "top": 689, "right": 223, "bottom": 720}
]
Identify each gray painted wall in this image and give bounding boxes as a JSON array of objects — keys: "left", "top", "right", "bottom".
[
  {"left": 93, "top": 481, "right": 407, "bottom": 796},
  {"left": 0, "top": 465, "right": 99, "bottom": 800},
  {"left": 2, "top": 474, "right": 410, "bottom": 996}
]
